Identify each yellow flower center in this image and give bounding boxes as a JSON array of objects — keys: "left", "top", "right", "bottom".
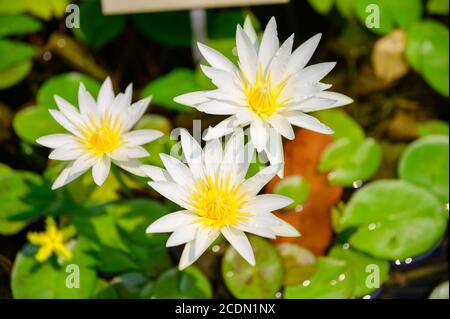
[
  {"left": 190, "top": 174, "right": 248, "bottom": 229},
  {"left": 243, "top": 66, "right": 288, "bottom": 119},
  {"left": 80, "top": 113, "right": 123, "bottom": 157}
]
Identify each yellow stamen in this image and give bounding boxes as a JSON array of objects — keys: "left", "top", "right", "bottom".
[
  {"left": 79, "top": 112, "right": 123, "bottom": 157},
  {"left": 243, "top": 65, "right": 289, "bottom": 119},
  {"left": 189, "top": 174, "right": 248, "bottom": 229},
  {"left": 27, "top": 217, "right": 75, "bottom": 263}
]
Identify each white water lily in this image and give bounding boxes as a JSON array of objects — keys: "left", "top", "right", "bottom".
[
  {"left": 37, "top": 77, "right": 163, "bottom": 189},
  {"left": 144, "top": 129, "right": 299, "bottom": 270},
  {"left": 175, "top": 17, "right": 353, "bottom": 176}
]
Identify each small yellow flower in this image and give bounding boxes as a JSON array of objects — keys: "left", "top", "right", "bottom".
[{"left": 27, "top": 217, "right": 76, "bottom": 263}]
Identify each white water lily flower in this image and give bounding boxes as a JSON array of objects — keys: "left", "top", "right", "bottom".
[
  {"left": 175, "top": 17, "right": 353, "bottom": 176},
  {"left": 37, "top": 77, "right": 163, "bottom": 189},
  {"left": 144, "top": 129, "right": 299, "bottom": 270}
]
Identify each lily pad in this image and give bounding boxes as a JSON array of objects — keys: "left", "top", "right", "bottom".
[
  {"left": 398, "top": 135, "right": 449, "bottom": 204},
  {"left": 285, "top": 257, "right": 354, "bottom": 299},
  {"left": 429, "top": 281, "right": 449, "bottom": 299},
  {"left": 0, "top": 39, "right": 36, "bottom": 70},
  {"left": 276, "top": 243, "right": 316, "bottom": 286},
  {"left": 338, "top": 180, "right": 447, "bottom": 260},
  {"left": 273, "top": 175, "right": 310, "bottom": 210},
  {"left": 13, "top": 106, "right": 65, "bottom": 145},
  {"left": 140, "top": 68, "right": 197, "bottom": 112},
  {"left": 314, "top": 109, "right": 365, "bottom": 143},
  {"left": 0, "top": 14, "right": 42, "bottom": 37},
  {"left": 0, "top": 59, "right": 32, "bottom": 89},
  {"left": 11, "top": 237, "right": 97, "bottom": 298},
  {"left": 417, "top": 120, "right": 449, "bottom": 137},
  {"left": 222, "top": 236, "right": 283, "bottom": 299},
  {"left": 152, "top": 267, "right": 212, "bottom": 299},
  {"left": 37, "top": 72, "right": 101, "bottom": 109},
  {"left": 22, "top": 0, "right": 68, "bottom": 21}
]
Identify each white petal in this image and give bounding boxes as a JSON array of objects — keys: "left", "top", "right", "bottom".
[
  {"left": 78, "top": 83, "right": 99, "bottom": 120},
  {"left": 149, "top": 181, "right": 190, "bottom": 208},
  {"left": 236, "top": 25, "right": 258, "bottom": 84},
  {"left": 113, "top": 158, "right": 146, "bottom": 177},
  {"left": 51, "top": 162, "right": 87, "bottom": 190},
  {"left": 198, "top": 42, "right": 236, "bottom": 72},
  {"left": 203, "top": 138, "right": 223, "bottom": 177},
  {"left": 313, "top": 91, "right": 354, "bottom": 110},
  {"left": 179, "top": 241, "right": 196, "bottom": 270},
  {"left": 70, "top": 154, "right": 96, "bottom": 175},
  {"left": 241, "top": 164, "right": 281, "bottom": 196},
  {"left": 92, "top": 156, "right": 111, "bottom": 186},
  {"left": 271, "top": 218, "right": 301, "bottom": 237},
  {"left": 265, "top": 132, "right": 284, "bottom": 177},
  {"left": 285, "top": 33, "right": 322, "bottom": 77},
  {"left": 174, "top": 91, "right": 210, "bottom": 107},
  {"left": 110, "top": 147, "right": 129, "bottom": 161},
  {"left": 235, "top": 222, "right": 276, "bottom": 239},
  {"left": 166, "top": 223, "right": 198, "bottom": 247},
  {"left": 123, "top": 130, "right": 163, "bottom": 146},
  {"left": 221, "top": 226, "right": 255, "bottom": 265},
  {"left": 194, "top": 227, "right": 219, "bottom": 257},
  {"left": 250, "top": 118, "right": 268, "bottom": 152},
  {"left": 203, "top": 116, "right": 239, "bottom": 140},
  {"left": 97, "top": 77, "right": 114, "bottom": 112},
  {"left": 36, "top": 134, "right": 75, "bottom": 148},
  {"left": 242, "top": 194, "right": 293, "bottom": 212},
  {"left": 197, "top": 100, "right": 242, "bottom": 115},
  {"left": 123, "top": 146, "right": 149, "bottom": 158},
  {"left": 285, "top": 111, "right": 333, "bottom": 134},
  {"left": 160, "top": 153, "right": 194, "bottom": 187},
  {"left": 49, "top": 146, "right": 83, "bottom": 161},
  {"left": 294, "top": 62, "right": 336, "bottom": 84},
  {"left": 180, "top": 129, "right": 204, "bottom": 179},
  {"left": 258, "top": 17, "right": 278, "bottom": 71},
  {"left": 290, "top": 96, "right": 337, "bottom": 112},
  {"left": 141, "top": 165, "right": 172, "bottom": 182},
  {"left": 146, "top": 210, "right": 197, "bottom": 233},
  {"left": 269, "top": 34, "right": 294, "bottom": 86},
  {"left": 267, "top": 114, "right": 295, "bottom": 139},
  {"left": 243, "top": 16, "right": 258, "bottom": 49},
  {"left": 54, "top": 95, "right": 84, "bottom": 127},
  {"left": 48, "top": 109, "right": 81, "bottom": 137},
  {"left": 124, "top": 96, "right": 152, "bottom": 130}
]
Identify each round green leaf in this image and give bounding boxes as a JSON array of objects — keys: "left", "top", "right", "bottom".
[
  {"left": 140, "top": 68, "right": 197, "bottom": 112},
  {"left": 276, "top": 243, "right": 316, "bottom": 286},
  {"left": 339, "top": 180, "right": 447, "bottom": 260},
  {"left": 398, "top": 135, "right": 449, "bottom": 204},
  {"left": 0, "top": 14, "right": 42, "bottom": 37},
  {"left": 314, "top": 109, "right": 365, "bottom": 143},
  {"left": 328, "top": 246, "right": 389, "bottom": 297},
  {"left": 222, "top": 236, "right": 283, "bottom": 299},
  {"left": 0, "top": 39, "right": 36, "bottom": 70},
  {"left": 22, "top": 0, "right": 69, "bottom": 21},
  {"left": 273, "top": 175, "right": 310, "bottom": 209},
  {"left": 406, "top": 20, "right": 449, "bottom": 96},
  {"left": 13, "top": 106, "right": 65, "bottom": 144},
  {"left": 308, "top": 0, "right": 334, "bottom": 15},
  {"left": 73, "top": 0, "right": 125, "bottom": 50},
  {"left": 417, "top": 120, "right": 449, "bottom": 137},
  {"left": 37, "top": 72, "right": 101, "bottom": 109},
  {"left": 285, "top": 257, "right": 354, "bottom": 299},
  {"left": 93, "top": 278, "right": 119, "bottom": 299},
  {"left": 427, "top": 0, "right": 449, "bottom": 14},
  {"left": 152, "top": 267, "right": 212, "bottom": 299},
  {"left": 0, "top": 1, "right": 25, "bottom": 14},
  {"left": 11, "top": 238, "right": 97, "bottom": 298},
  {"left": 429, "top": 281, "right": 449, "bottom": 299},
  {"left": 0, "top": 59, "right": 32, "bottom": 89}
]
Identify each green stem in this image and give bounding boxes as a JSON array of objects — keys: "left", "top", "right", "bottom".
[{"left": 112, "top": 166, "right": 133, "bottom": 198}]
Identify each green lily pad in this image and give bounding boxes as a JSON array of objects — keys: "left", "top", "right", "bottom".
[
  {"left": 339, "top": 180, "right": 448, "bottom": 260},
  {"left": 152, "top": 267, "right": 212, "bottom": 299},
  {"left": 0, "top": 14, "right": 42, "bottom": 37},
  {"left": 140, "top": 68, "right": 197, "bottom": 112},
  {"left": 73, "top": 0, "right": 125, "bottom": 50},
  {"left": 11, "top": 237, "right": 97, "bottom": 298},
  {"left": 406, "top": 20, "right": 449, "bottom": 97},
  {"left": 222, "top": 236, "right": 283, "bottom": 299},
  {"left": 328, "top": 246, "right": 389, "bottom": 297},
  {"left": 354, "top": 0, "right": 422, "bottom": 35},
  {"left": 13, "top": 106, "right": 66, "bottom": 145},
  {"left": 0, "top": 59, "right": 32, "bottom": 89},
  {"left": 285, "top": 257, "right": 354, "bottom": 299},
  {"left": 398, "top": 135, "right": 449, "bottom": 204},
  {"left": 37, "top": 72, "right": 101, "bottom": 109},
  {"left": 273, "top": 175, "right": 310, "bottom": 209},
  {"left": 276, "top": 243, "right": 316, "bottom": 286},
  {"left": 319, "top": 137, "right": 382, "bottom": 186},
  {"left": 307, "top": 0, "right": 334, "bottom": 15},
  {"left": 0, "top": 39, "right": 36, "bottom": 70},
  {"left": 0, "top": 0, "right": 25, "bottom": 14},
  {"left": 22, "top": 0, "right": 68, "bottom": 21},
  {"left": 429, "top": 281, "right": 449, "bottom": 299},
  {"left": 314, "top": 109, "right": 365, "bottom": 143},
  {"left": 427, "top": 0, "right": 449, "bottom": 14},
  {"left": 93, "top": 278, "right": 119, "bottom": 299},
  {"left": 417, "top": 120, "right": 449, "bottom": 137}
]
